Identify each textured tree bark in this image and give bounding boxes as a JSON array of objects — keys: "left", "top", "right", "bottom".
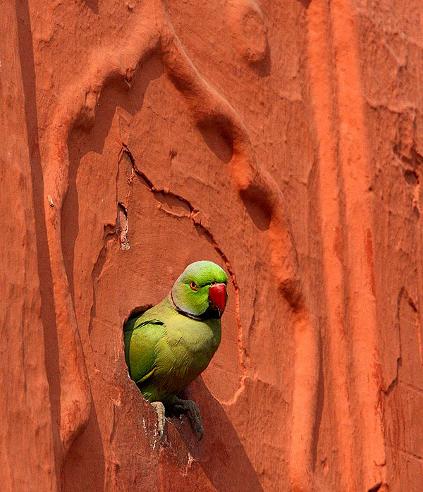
[{"left": 1, "top": 0, "right": 422, "bottom": 490}]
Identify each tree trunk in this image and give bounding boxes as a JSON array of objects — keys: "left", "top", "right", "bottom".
[{"left": 1, "top": 0, "right": 422, "bottom": 490}]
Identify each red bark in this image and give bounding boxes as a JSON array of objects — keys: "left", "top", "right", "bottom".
[{"left": 1, "top": 0, "right": 422, "bottom": 490}]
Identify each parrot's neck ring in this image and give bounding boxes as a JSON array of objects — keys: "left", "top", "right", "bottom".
[{"left": 169, "top": 292, "right": 206, "bottom": 320}]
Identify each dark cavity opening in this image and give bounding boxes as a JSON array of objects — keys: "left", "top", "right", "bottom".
[
  {"left": 404, "top": 169, "right": 419, "bottom": 185},
  {"left": 123, "top": 304, "right": 153, "bottom": 328}
]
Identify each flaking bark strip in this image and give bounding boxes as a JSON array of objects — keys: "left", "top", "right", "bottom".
[
  {"left": 328, "top": 0, "right": 387, "bottom": 485},
  {"left": 306, "top": 1, "right": 356, "bottom": 487}
]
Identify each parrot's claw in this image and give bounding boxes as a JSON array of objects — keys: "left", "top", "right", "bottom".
[
  {"left": 172, "top": 397, "right": 204, "bottom": 440},
  {"left": 151, "top": 401, "right": 166, "bottom": 438}
]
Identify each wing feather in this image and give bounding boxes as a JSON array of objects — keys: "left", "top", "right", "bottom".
[{"left": 124, "top": 318, "right": 166, "bottom": 384}]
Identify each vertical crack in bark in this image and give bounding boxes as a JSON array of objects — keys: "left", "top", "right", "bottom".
[
  {"left": 117, "top": 203, "right": 130, "bottom": 251},
  {"left": 383, "top": 286, "right": 420, "bottom": 400},
  {"left": 88, "top": 227, "right": 117, "bottom": 338}
]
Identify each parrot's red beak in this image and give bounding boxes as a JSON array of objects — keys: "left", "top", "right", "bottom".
[{"left": 209, "top": 283, "right": 227, "bottom": 315}]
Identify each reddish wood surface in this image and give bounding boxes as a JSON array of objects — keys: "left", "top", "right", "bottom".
[{"left": 1, "top": 0, "right": 422, "bottom": 490}]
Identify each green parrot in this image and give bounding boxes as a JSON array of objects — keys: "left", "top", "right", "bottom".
[{"left": 124, "top": 260, "right": 228, "bottom": 439}]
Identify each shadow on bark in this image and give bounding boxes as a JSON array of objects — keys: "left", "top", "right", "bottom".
[
  {"left": 172, "top": 377, "right": 264, "bottom": 492},
  {"left": 15, "top": 0, "right": 62, "bottom": 480},
  {"left": 63, "top": 404, "right": 105, "bottom": 491}
]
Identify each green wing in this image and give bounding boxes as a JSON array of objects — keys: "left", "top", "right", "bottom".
[{"left": 124, "top": 317, "right": 166, "bottom": 385}]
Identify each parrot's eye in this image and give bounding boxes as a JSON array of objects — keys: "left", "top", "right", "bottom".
[{"left": 190, "top": 281, "right": 198, "bottom": 291}]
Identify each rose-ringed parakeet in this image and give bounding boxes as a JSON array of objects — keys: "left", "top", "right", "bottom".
[{"left": 124, "top": 260, "right": 228, "bottom": 439}]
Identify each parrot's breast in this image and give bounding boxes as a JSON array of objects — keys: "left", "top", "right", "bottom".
[
  {"left": 154, "top": 316, "right": 221, "bottom": 399},
  {"left": 127, "top": 297, "right": 222, "bottom": 403}
]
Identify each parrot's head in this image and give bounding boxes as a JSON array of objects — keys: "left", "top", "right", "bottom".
[{"left": 170, "top": 260, "right": 228, "bottom": 319}]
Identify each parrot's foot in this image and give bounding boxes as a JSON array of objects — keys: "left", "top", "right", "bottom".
[
  {"left": 151, "top": 401, "right": 166, "bottom": 438},
  {"left": 171, "top": 397, "right": 204, "bottom": 440}
]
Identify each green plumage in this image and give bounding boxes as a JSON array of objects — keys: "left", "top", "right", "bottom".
[{"left": 124, "top": 261, "right": 227, "bottom": 405}]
